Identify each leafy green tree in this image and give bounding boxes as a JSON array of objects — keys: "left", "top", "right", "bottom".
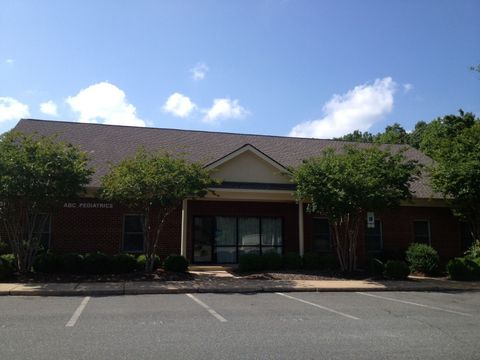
[
  {"left": 0, "top": 131, "right": 93, "bottom": 273},
  {"left": 419, "top": 110, "right": 477, "bottom": 158},
  {"left": 336, "top": 130, "right": 374, "bottom": 143},
  {"left": 408, "top": 121, "right": 428, "bottom": 149},
  {"left": 100, "top": 148, "right": 215, "bottom": 271},
  {"left": 294, "top": 146, "right": 419, "bottom": 272},
  {"left": 430, "top": 122, "right": 480, "bottom": 243},
  {"left": 375, "top": 123, "right": 408, "bottom": 145}
]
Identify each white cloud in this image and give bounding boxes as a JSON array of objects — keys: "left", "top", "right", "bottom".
[
  {"left": 203, "top": 98, "right": 248, "bottom": 123},
  {"left": 163, "top": 92, "right": 196, "bottom": 118},
  {"left": 40, "top": 100, "right": 58, "bottom": 116},
  {"left": 289, "top": 77, "right": 397, "bottom": 139},
  {"left": 66, "top": 82, "right": 145, "bottom": 127},
  {"left": 190, "top": 62, "right": 209, "bottom": 81},
  {"left": 0, "top": 97, "right": 30, "bottom": 123},
  {"left": 5, "top": 59, "right": 14, "bottom": 65},
  {"left": 403, "top": 83, "right": 413, "bottom": 93}
]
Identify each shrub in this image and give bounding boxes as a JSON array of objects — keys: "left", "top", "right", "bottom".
[
  {"left": 406, "top": 243, "right": 440, "bottom": 275},
  {"left": 0, "top": 254, "right": 15, "bottom": 280},
  {"left": 59, "top": 253, "right": 84, "bottom": 274},
  {"left": 163, "top": 255, "right": 189, "bottom": 272},
  {"left": 238, "top": 253, "right": 263, "bottom": 272},
  {"left": 262, "top": 251, "right": 282, "bottom": 270},
  {"left": 33, "top": 252, "right": 62, "bottom": 273},
  {"left": 384, "top": 260, "right": 410, "bottom": 280},
  {"left": 303, "top": 252, "right": 321, "bottom": 270},
  {"left": 136, "top": 254, "right": 161, "bottom": 271},
  {"left": 111, "top": 253, "right": 138, "bottom": 274},
  {"left": 368, "top": 257, "right": 385, "bottom": 277},
  {"left": 447, "top": 257, "right": 480, "bottom": 281},
  {"left": 0, "top": 240, "right": 10, "bottom": 255},
  {"left": 465, "top": 240, "right": 480, "bottom": 259},
  {"left": 282, "top": 252, "right": 303, "bottom": 270},
  {"left": 319, "top": 254, "right": 338, "bottom": 270},
  {"left": 83, "top": 252, "right": 112, "bottom": 274}
]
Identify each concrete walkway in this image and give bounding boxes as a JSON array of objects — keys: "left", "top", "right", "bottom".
[{"left": 1, "top": 276, "right": 480, "bottom": 296}]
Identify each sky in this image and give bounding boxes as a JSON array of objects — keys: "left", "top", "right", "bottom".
[{"left": 1, "top": 0, "right": 479, "bottom": 138}]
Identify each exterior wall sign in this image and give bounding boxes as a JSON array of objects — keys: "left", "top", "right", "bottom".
[
  {"left": 64, "top": 202, "right": 113, "bottom": 209},
  {"left": 367, "top": 212, "right": 375, "bottom": 228}
]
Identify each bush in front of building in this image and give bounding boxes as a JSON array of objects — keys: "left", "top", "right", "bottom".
[
  {"left": 303, "top": 252, "right": 321, "bottom": 270},
  {"left": 163, "top": 255, "right": 189, "bottom": 273},
  {"left": 238, "top": 254, "right": 263, "bottom": 272},
  {"left": 384, "top": 260, "right": 410, "bottom": 280},
  {"left": 83, "top": 252, "right": 112, "bottom": 274},
  {"left": 0, "top": 254, "right": 15, "bottom": 280},
  {"left": 111, "top": 254, "right": 138, "bottom": 274},
  {"left": 447, "top": 257, "right": 480, "bottom": 281},
  {"left": 136, "top": 254, "right": 161, "bottom": 272},
  {"left": 33, "top": 252, "right": 62, "bottom": 273},
  {"left": 368, "top": 257, "right": 385, "bottom": 277},
  {"left": 262, "top": 251, "right": 282, "bottom": 270},
  {"left": 59, "top": 253, "right": 84, "bottom": 274},
  {"left": 405, "top": 243, "right": 440, "bottom": 275},
  {"left": 282, "top": 252, "right": 303, "bottom": 270}
]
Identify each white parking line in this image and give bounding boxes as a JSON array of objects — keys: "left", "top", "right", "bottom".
[
  {"left": 356, "top": 292, "right": 473, "bottom": 317},
  {"left": 186, "top": 294, "right": 227, "bottom": 322},
  {"left": 276, "top": 292, "right": 360, "bottom": 320},
  {"left": 65, "top": 296, "right": 91, "bottom": 327}
]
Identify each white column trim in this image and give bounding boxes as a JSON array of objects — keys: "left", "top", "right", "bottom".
[
  {"left": 180, "top": 199, "right": 188, "bottom": 257},
  {"left": 298, "top": 200, "right": 304, "bottom": 256}
]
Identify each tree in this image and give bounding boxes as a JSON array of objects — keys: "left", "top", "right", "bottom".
[
  {"left": 0, "top": 131, "right": 93, "bottom": 273},
  {"left": 294, "top": 146, "right": 420, "bottom": 272},
  {"left": 100, "top": 148, "right": 215, "bottom": 272},
  {"left": 418, "top": 110, "right": 476, "bottom": 158},
  {"left": 375, "top": 123, "right": 408, "bottom": 145},
  {"left": 335, "top": 130, "right": 374, "bottom": 143},
  {"left": 430, "top": 122, "right": 480, "bottom": 243}
]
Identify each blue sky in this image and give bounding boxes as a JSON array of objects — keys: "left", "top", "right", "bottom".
[{"left": 1, "top": 0, "right": 479, "bottom": 138}]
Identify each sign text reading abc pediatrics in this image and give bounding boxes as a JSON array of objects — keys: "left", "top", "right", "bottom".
[{"left": 63, "top": 202, "right": 113, "bottom": 209}]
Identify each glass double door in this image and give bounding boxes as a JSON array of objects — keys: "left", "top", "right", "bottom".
[{"left": 193, "top": 216, "right": 283, "bottom": 264}]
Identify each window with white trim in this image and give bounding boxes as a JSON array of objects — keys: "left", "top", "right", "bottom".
[
  {"left": 123, "top": 215, "right": 145, "bottom": 252},
  {"left": 413, "top": 220, "right": 430, "bottom": 244}
]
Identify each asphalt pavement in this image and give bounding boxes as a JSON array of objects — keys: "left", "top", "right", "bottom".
[{"left": 1, "top": 291, "right": 479, "bottom": 360}]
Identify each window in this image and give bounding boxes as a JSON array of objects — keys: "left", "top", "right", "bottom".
[
  {"left": 123, "top": 215, "right": 144, "bottom": 252},
  {"left": 312, "top": 218, "right": 331, "bottom": 252},
  {"left": 34, "top": 214, "right": 51, "bottom": 250},
  {"left": 413, "top": 220, "right": 430, "bottom": 244},
  {"left": 365, "top": 220, "right": 382, "bottom": 252},
  {"left": 193, "top": 216, "right": 283, "bottom": 263}
]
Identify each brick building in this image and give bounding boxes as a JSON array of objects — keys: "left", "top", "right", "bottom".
[{"left": 8, "top": 119, "right": 472, "bottom": 265}]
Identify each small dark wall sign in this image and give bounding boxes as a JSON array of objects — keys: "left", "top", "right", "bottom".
[{"left": 63, "top": 202, "right": 113, "bottom": 209}]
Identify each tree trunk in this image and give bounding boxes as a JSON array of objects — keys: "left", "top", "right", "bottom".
[{"left": 332, "top": 212, "right": 361, "bottom": 273}]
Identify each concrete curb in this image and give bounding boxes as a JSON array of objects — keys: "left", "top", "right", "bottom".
[{"left": 1, "top": 283, "right": 480, "bottom": 296}]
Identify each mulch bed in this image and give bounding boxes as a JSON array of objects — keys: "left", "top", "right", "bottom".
[
  {"left": 231, "top": 269, "right": 376, "bottom": 281},
  {"left": 6, "top": 269, "right": 195, "bottom": 283}
]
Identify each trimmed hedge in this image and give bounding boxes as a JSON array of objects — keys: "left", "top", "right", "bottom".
[
  {"left": 262, "top": 251, "right": 282, "bottom": 270},
  {"left": 33, "top": 252, "right": 62, "bottom": 274},
  {"left": 384, "top": 260, "right": 410, "bottom": 280},
  {"left": 111, "top": 254, "right": 138, "bottom": 274},
  {"left": 59, "top": 253, "right": 84, "bottom": 274},
  {"left": 83, "top": 252, "right": 112, "bottom": 274},
  {"left": 238, "top": 253, "right": 263, "bottom": 272},
  {"left": 447, "top": 257, "right": 480, "bottom": 281},
  {"left": 136, "top": 254, "right": 161, "bottom": 271},
  {"left": 163, "top": 255, "right": 189, "bottom": 272},
  {"left": 303, "top": 253, "right": 338, "bottom": 270},
  {"left": 282, "top": 252, "right": 303, "bottom": 270},
  {"left": 0, "top": 254, "right": 15, "bottom": 280},
  {"left": 406, "top": 243, "right": 439, "bottom": 275}
]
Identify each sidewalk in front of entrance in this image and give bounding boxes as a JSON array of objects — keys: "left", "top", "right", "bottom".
[{"left": 1, "top": 275, "right": 480, "bottom": 296}]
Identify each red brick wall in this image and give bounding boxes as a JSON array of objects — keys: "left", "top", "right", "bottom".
[{"left": 1, "top": 199, "right": 464, "bottom": 265}]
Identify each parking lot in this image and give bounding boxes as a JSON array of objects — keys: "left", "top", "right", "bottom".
[{"left": 1, "top": 291, "right": 479, "bottom": 360}]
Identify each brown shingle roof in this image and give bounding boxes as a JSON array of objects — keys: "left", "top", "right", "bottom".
[{"left": 13, "top": 119, "right": 437, "bottom": 198}]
